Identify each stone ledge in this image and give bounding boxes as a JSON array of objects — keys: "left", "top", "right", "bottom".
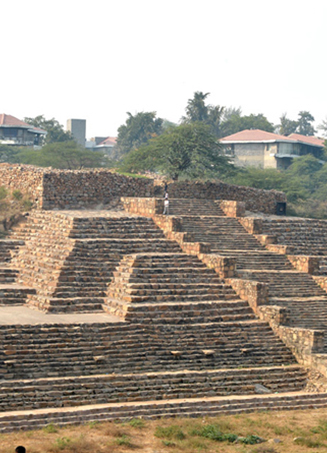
[
  {"left": 254, "top": 234, "right": 277, "bottom": 246},
  {"left": 199, "top": 254, "right": 236, "bottom": 279},
  {"left": 288, "top": 255, "right": 321, "bottom": 275},
  {"left": 220, "top": 200, "right": 245, "bottom": 218},
  {"left": 239, "top": 218, "right": 263, "bottom": 234},
  {"left": 226, "top": 278, "right": 269, "bottom": 312},
  {"left": 266, "top": 244, "right": 294, "bottom": 254}
]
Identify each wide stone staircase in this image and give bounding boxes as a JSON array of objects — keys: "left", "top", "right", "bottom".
[
  {"left": 10, "top": 211, "right": 181, "bottom": 312},
  {"left": 0, "top": 203, "right": 327, "bottom": 431},
  {"left": 0, "top": 218, "right": 36, "bottom": 306},
  {"left": 0, "top": 320, "right": 307, "bottom": 416},
  {"left": 104, "top": 253, "right": 255, "bottom": 324},
  {"left": 261, "top": 218, "right": 327, "bottom": 274},
  {"left": 167, "top": 200, "right": 327, "bottom": 339}
]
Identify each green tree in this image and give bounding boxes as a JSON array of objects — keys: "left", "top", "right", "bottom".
[
  {"left": 297, "top": 111, "right": 316, "bottom": 136},
  {"left": 278, "top": 113, "right": 298, "bottom": 136},
  {"left": 222, "top": 106, "right": 242, "bottom": 122},
  {"left": 115, "top": 111, "right": 163, "bottom": 158},
  {"left": 0, "top": 145, "right": 25, "bottom": 163},
  {"left": 220, "top": 113, "right": 274, "bottom": 137},
  {"left": 18, "top": 141, "right": 104, "bottom": 169},
  {"left": 182, "top": 91, "right": 224, "bottom": 138},
  {"left": 120, "top": 122, "right": 234, "bottom": 180},
  {"left": 24, "top": 115, "right": 72, "bottom": 144}
]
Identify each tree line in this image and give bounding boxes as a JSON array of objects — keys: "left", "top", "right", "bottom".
[{"left": 2, "top": 92, "right": 327, "bottom": 217}]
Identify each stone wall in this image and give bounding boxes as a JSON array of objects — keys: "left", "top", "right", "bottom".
[
  {"left": 0, "top": 164, "right": 44, "bottom": 208},
  {"left": 42, "top": 171, "right": 154, "bottom": 209},
  {"left": 0, "top": 165, "right": 286, "bottom": 213},
  {"left": 158, "top": 180, "right": 286, "bottom": 214}
]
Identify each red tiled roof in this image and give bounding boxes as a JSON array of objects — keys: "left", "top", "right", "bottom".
[
  {"left": 220, "top": 129, "right": 293, "bottom": 143},
  {"left": 97, "top": 137, "right": 117, "bottom": 146},
  {"left": 0, "top": 114, "right": 31, "bottom": 128},
  {"left": 221, "top": 129, "right": 324, "bottom": 148},
  {"left": 287, "top": 133, "right": 324, "bottom": 147},
  {"left": 0, "top": 114, "right": 46, "bottom": 134}
]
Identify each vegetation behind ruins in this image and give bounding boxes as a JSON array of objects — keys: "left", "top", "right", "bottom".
[{"left": 0, "top": 186, "right": 32, "bottom": 236}]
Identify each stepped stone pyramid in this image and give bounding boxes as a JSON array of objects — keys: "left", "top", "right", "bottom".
[{"left": 1, "top": 197, "right": 327, "bottom": 431}]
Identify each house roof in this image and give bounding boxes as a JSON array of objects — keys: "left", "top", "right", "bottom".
[
  {"left": 287, "top": 133, "right": 324, "bottom": 147},
  {"left": 220, "top": 129, "right": 324, "bottom": 148},
  {"left": 0, "top": 114, "right": 31, "bottom": 128},
  {"left": 96, "top": 137, "right": 117, "bottom": 147},
  {"left": 221, "top": 129, "right": 293, "bottom": 143},
  {"left": 0, "top": 114, "right": 46, "bottom": 134}
]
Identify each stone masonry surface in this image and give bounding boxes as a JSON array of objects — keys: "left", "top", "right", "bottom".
[
  {"left": 1, "top": 194, "right": 327, "bottom": 432},
  {"left": 0, "top": 164, "right": 286, "bottom": 213}
]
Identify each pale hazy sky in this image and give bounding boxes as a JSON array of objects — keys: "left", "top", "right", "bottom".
[{"left": 2, "top": 0, "right": 327, "bottom": 138}]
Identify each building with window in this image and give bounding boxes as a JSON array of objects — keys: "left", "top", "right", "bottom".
[
  {"left": 220, "top": 129, "right": 325, "bottom": 169},
  {"left": 0, "top": 114, "right": 46, "bottom": 147}
]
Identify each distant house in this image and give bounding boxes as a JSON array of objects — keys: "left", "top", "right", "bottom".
[
  {"left": 94, "top": 137, "right": 117, "bottom": 155},
  {"left": 220, "top": 129, "right": 325, "bottom": 169},
  {"left": 86, "top": 136, "right": 117, "bottom": 157},
  {"left": 0, "top": 114, "right": 46, "bottom": 147}
]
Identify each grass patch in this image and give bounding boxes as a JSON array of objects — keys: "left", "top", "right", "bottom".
[
  {"left": 12, "top": 189, "right": 23, "bottom": 200},
  {"left": 114, "top": 434, "right": 139, "bottom": 448},
  {"left": 293, "top": 436, "right": 325, "bottom": 448},
  {"left": 128, "top": 418, "right": 145, "bottom": 429},
  {"left": 43, "top": 424, "right": 59, "bottom": 434},
  {"left": 2, "top": 408, "right": 327, "bottom": 453},
  {"left": 53, "top": 436, "right": 71, "bottom": 450},
  {"left": 155, "top": 425, "right": 186, "bottom": 440}
]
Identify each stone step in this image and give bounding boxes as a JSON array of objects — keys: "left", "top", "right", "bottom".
[
  {"left": 108, "top": 293, "right": 240, "bottom": 303},
  {"left": 0, "top": 285, "right": 36, "bottom": 305},
  {"left": 26, "top": 295, "right": 105, "bottom": 313},
  {"left": 0, "top": 365, "right": 306, "bottom": 412},
  {"left": 167, "top": 199, "right": 226, "bottom": 216},
  {"left": 0, "top": 321, "right": 296, "bottom": 379},
  {"left": 1, "top": 391, "right": 327, "bottom": 433},
  {"left": 104, "top": 299, "right": 256, "bottom": 324},
  {"left": 238, "top": 270, "right": 326, "bottom": 297}
]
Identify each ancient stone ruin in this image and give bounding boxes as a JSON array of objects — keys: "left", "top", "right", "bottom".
[{"left": 0, "top": 165, "right": 327, "bottom": 431}]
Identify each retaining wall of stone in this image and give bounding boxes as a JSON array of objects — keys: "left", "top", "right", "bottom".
[
  {"left": 41, "top": 171, "right": 154, "bottom": 209},
  {"left": 157, "top": 180, "right": 286, "bottom": 214},
  {"left": 0, "top": 164, "right": 44, "bottom": 207},
  {"left": 0, "top": 165, "right": 286, "bottom": 213}
]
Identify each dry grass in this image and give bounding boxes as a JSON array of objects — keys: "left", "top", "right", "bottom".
[{"left": 1, "top": 408, "right": 327, "bottom": 453}]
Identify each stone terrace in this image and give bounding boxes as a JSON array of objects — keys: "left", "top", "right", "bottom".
[{"left": 0, "top": 201, "right": 322, "bottom": 430}]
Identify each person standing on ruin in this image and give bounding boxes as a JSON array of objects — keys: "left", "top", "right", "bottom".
[{"left": 163, "top": 193, "right": 169, "bottom": 215}]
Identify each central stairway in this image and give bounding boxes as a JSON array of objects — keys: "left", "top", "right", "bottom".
[{"left": 105, "top": 252, "right": 256, "bottom": 324}]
